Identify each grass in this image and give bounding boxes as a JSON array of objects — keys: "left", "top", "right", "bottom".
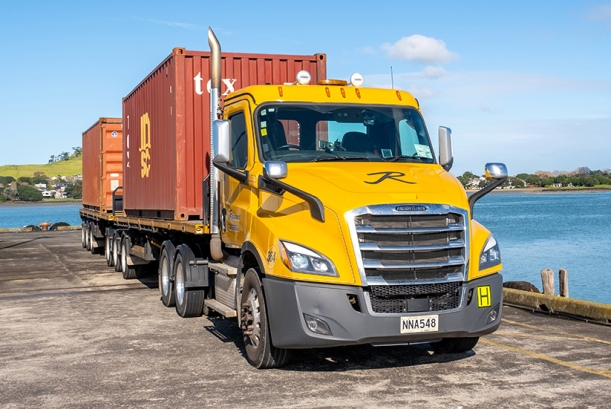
[{"left": 0, "top": 156, "right": 82, "bottom": 179}]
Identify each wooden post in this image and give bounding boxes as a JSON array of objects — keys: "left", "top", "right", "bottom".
[
  {"left": 559, "top": 268, "right": 569, "bottom": 298},
  {"left": 541, "top": 268, "right": 555, "bottom": 296}
]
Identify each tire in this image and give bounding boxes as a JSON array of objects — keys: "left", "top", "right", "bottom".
[
  {"left": 85, "top": 223, "right": 92, "bottom": 251},
  {"left": 89, "top": 224, "right": 98, "bottom": 255},
  {"left": 240, "top": 268, "right": 291, "bottom": 368},
  {"left": 174, "top": 252, "right": 204, "bottom": 317},
  {"left": 81, "top": 222, "right": 87, "bottom": 248},
  {"left": 105, "top": 233, "right": 114, "bottom": 267},
  {"left": 121, "top": 236, "right": 141, "bottom": 280},
  {"left": 432, "top": 337, "right": 479, "bottom": 354},
  {"left": 158, "top": 245, "right": 175, "bottom": 307},
  {"left": 113, "top": 233, "right": 122, "bottom": 272}
]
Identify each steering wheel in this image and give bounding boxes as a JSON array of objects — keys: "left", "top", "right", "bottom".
[{"left": 276, "top": 144, "right": 300, "bottom": 150}]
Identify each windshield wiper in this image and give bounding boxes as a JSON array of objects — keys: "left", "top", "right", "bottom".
[
  {"left": 386, "top": 154, "right": 429, "bottom": 162},
  {"left": 311, "top": 154, "right": 370, "bottom": 162}
]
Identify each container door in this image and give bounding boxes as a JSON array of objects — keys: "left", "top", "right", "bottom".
[{"left": 220, "top": 103, "right": 253, "bottom": 247}]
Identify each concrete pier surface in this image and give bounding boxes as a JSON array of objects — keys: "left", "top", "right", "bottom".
[{"left": 1, "top": 231, "right": 610, "bottom": 408}]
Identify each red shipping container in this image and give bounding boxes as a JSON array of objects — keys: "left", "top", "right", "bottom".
[
  {"left": 122, "top": 48, "right": 327, "bottom": 221},
  {"left": 82, "top": 118, "right": 123, "bottom": 213}
]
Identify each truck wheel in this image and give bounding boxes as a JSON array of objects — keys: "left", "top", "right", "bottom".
[
  {"left": 158, "top": 246, "right": 175, "bottom": 307},
  {"left": 174, "top": 252, "right": 204, "bottom": 317},
  {"left": 432, "top": 337, "right": 479, "bottom": 354},
  {"left": 121, "top": 237, "right": 141, "bottom": 280},
  {"left": 240, "top": 268, "right": 291, "bottom": 368},
  {"left": 85, "top": 223, "right": 92, "bottom": 251},
  {"left": 81, "top": 223, "right": 87, "bottom": 248},
  {"left": 89, "top": 224, "right": 98, "bottom": 255},
  {"left": 113, "top": 233, "right": 121, "bottom": 272},
  {"left": 105, "top": 233, "right": 114, "bottom": 267}
]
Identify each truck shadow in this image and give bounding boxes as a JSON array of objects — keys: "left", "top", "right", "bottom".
[{"left": 204, "top": 316, "right": 474, "bottom": 371}]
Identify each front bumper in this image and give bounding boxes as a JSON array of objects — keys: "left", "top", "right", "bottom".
[{"left": 263, "top": 274, "right": 503, "bottom": 349}]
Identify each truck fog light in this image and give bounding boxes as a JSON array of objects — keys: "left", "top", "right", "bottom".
[
  {"left": 304, "top": 314, "right": 332, "bottom": 336},
  {"left": 486, "top": 304, "right": 500, "bottom": 325}
]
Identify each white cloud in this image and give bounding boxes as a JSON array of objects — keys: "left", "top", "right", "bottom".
[
  {"left": 585, "top": 4, "right": 611, "bottom": 27},
  {"left": 381, "top": 35, "right": 458, "bottom": 63},
  {"left": 132, "top": 17, "right": 205, "bottom": 30}
]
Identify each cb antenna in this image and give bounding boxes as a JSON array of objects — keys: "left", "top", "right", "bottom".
[{"left": 390, "top": 66, "right": 394, "bottom": 89}]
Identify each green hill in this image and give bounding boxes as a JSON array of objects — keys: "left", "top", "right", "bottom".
[{"left": 0, "top": 156, "right": 82, "bottom": 179}]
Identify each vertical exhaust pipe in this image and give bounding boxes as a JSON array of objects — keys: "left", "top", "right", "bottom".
[{"left": 208, "top": 27, "right": 225, "bottom": 261}]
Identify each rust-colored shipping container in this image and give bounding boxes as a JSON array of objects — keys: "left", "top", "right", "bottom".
[
  {"left": 122, "top": 48, "right": 327, "bottom": 221},
  {"left": 82, "top": 118, "right": 123, "bottom": 213}
]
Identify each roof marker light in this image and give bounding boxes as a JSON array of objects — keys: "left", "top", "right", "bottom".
[
  {"left": 296, "top": 70, "right": 311, "bottom": 85},
  {"left": 350, "top": 73, "right": 364, "bottom": 87}
]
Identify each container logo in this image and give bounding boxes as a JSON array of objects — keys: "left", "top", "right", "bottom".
[
  {"left": 194, "top": 73, "right": 237, "bottom": 96},
  {"left": 140, "top": 113, "right": 151, "bottom": 178}
]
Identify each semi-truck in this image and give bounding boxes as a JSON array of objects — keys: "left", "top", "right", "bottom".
[{"left": 80, "top": 28, "right": 508, "bottom": 368}]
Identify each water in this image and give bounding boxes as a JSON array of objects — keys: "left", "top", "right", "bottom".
[
  {"left": 1, "top": 193, "right": 610, "bottom": 304},
  {"left": 0, "top": 203, "right": 81, "bottom": 229},
  {"left": 474, "top": 191, "right": 611, "bottom": 305}
]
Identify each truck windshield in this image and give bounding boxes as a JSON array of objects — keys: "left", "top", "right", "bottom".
[{"left": 256, "top": 104, "right": 435, "bottom": 163}]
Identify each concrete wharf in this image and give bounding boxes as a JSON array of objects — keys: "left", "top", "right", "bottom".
[{"left": 1, "top": 231, "right": 610, "bottom": 408}]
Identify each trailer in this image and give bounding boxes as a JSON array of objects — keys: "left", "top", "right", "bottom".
[{"left": 81, "top": 28, "right": 508, "bottom": 368}]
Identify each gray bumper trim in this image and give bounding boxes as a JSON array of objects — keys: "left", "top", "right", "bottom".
[{"left": 263, "top": 274, "right": 503, "bottom": 349}]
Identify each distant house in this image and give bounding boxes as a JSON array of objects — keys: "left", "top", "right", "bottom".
[
  {"left": 42, "top": 191, "right": 53, "bottom": 198},
  {"left": 35, "top": 183, "right": 47, "bottom": 191}
]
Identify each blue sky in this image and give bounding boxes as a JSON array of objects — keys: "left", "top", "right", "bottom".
[{"left": 1, "top": 0, "right": 610, "bottom": 176}]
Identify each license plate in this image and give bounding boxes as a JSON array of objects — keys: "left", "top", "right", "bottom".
[{"left": 400, "top": 315, "right": 439, "bottom": 334}]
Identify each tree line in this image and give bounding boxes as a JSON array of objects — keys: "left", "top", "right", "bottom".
[
  {"left": 456, "top": 168, "right": 611, "bottom": 189},
  {"left": 0, "top": 172, "right": 81, "bottom": 202}
]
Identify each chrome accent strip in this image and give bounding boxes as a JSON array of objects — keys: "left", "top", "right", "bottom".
[
  {"left": 365, "top": 273, "right": 464, "bottom": 286},
  {"left": 356, "top": 225, "right": 464, "bottom": 234},
  {"left": 363, "top": 256, "right": 465, "bottom": 270},
  {"left": 360, "top": 240, "right": 465, "bottom": 252}
]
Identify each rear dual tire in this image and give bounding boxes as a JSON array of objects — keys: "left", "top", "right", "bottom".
[
  {"left": 158, "top": 246, "right": 175, "bottom": 307},
  {"left": 121, "top": 237, "right": 142, "bottom": 280},
  {"left": 173, "top": 253, "right": 204, "bottom": 317},
  {"left": 105, "top": 233, "right": 114, "bottom": 267}
]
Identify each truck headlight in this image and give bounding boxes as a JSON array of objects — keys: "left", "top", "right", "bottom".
[
  {"left": 279, "top": 241, "right": 339, "bottom": 277},
  {"left": 479, "top": 235, "right": 501, "bottom": 270}
]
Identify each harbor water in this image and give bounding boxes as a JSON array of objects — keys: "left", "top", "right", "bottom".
[{"left": 1, "top": 192, "right": 610, "bottom": 304}]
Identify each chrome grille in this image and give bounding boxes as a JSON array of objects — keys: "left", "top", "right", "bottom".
[
  {"left": 368, "top": 282, "right": 462, "bottom": 314},
  {"left": 354, "top": 211, "right": 467, "bottom": 284}
]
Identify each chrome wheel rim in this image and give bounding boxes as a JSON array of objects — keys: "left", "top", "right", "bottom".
[
  {"left": 244, "top": 288, "right": 261, "bottom": 347},
  {"left": 175, "top": 261, "right": 185, "bottom": 305},
  {"left": 161, "top": 256, "right": 170, "bottom": 296}
]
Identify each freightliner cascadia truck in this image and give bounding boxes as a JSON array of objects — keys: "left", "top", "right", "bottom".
[{"left": 80, "top": 28, "right": 508, "bottom": 368}]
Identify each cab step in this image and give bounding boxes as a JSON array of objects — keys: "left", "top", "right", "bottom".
[{"left": 204, "top": 299, "right": 237, "bottom": 318}]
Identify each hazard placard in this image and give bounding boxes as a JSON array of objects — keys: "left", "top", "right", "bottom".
[{"left": 477, "top": 285, "right": 492, "bottom": 308}]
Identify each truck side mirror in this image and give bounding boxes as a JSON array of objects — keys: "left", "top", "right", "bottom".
[
  {"left": 263, "top": 161, "right": 288, "bottom": 179},
  {"left": 212, "top": 120, "right": 231, "bottom": 164},
  {"left": 438, "top": 126, "right": 453, "bottom": 171},
  {"left": 484, "top": 163, "right": 508, "bottom": 180}
]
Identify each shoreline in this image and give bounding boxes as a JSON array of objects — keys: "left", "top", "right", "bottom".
[
  {"left": 0, "top": 200, "right": 81, "bottom": 207},
  {"left": 467, "top": 187, "right": 611, "bottom": 194}
]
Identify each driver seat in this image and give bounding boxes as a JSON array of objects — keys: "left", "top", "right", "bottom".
[
  {"left": 342, "top": 131, "right": 372, "bottom": 153},
  {"left": 267, "top": 120, "right": 287, "bottom": 149}
]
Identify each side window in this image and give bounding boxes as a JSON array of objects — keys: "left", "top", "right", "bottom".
[{"left": 229, "top": 112, "right": 248, "bottom": 169}]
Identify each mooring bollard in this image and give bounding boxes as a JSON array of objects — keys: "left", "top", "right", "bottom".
[
  {"left": 541, "top": 268, "right": 555, "bottom": 296},
  {"left": 39, "top": 222, "right": 51, "bottom": 231},
  {"left": 559, "top": 268, "right": 569, "bottom": 298}
]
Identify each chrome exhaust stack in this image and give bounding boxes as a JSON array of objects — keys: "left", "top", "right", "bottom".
[{"left": 208, "top": 27, "right": 225, "bottom": 261}]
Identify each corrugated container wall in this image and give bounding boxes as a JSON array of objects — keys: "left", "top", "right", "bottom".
[
  {"left": 82, "top": 118, "right": 123, "bottom": 213},
  {"left": 122, "top": 49, "right": 326, "bottom": 221}
]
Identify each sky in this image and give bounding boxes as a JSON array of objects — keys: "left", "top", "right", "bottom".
[{"left": 1, "top": 0, "right": 610, "bottom": 176}]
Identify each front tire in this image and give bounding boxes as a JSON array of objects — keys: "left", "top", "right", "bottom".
[
  {"left": 240, "top": 269, "right": 291, "bottom": 368},
  {"left": 432, "top": 337, "right": 479, "bottom": 354}
]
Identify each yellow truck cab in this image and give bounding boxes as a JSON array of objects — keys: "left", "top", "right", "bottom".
[{"left": 209, "top": 30, "right": 508, "bottom": 368}]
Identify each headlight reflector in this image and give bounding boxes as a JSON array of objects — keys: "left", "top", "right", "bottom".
[
  {"left": 279, "top": 241, "right": 338, "bottom": 277},
  {"left": 479, "top": 235, "right": 501, "bottom": 270}
]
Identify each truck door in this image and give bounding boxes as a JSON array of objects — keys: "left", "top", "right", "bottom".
[{"left": 220, "top": 104, "right": 253, "bottom": 248}]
